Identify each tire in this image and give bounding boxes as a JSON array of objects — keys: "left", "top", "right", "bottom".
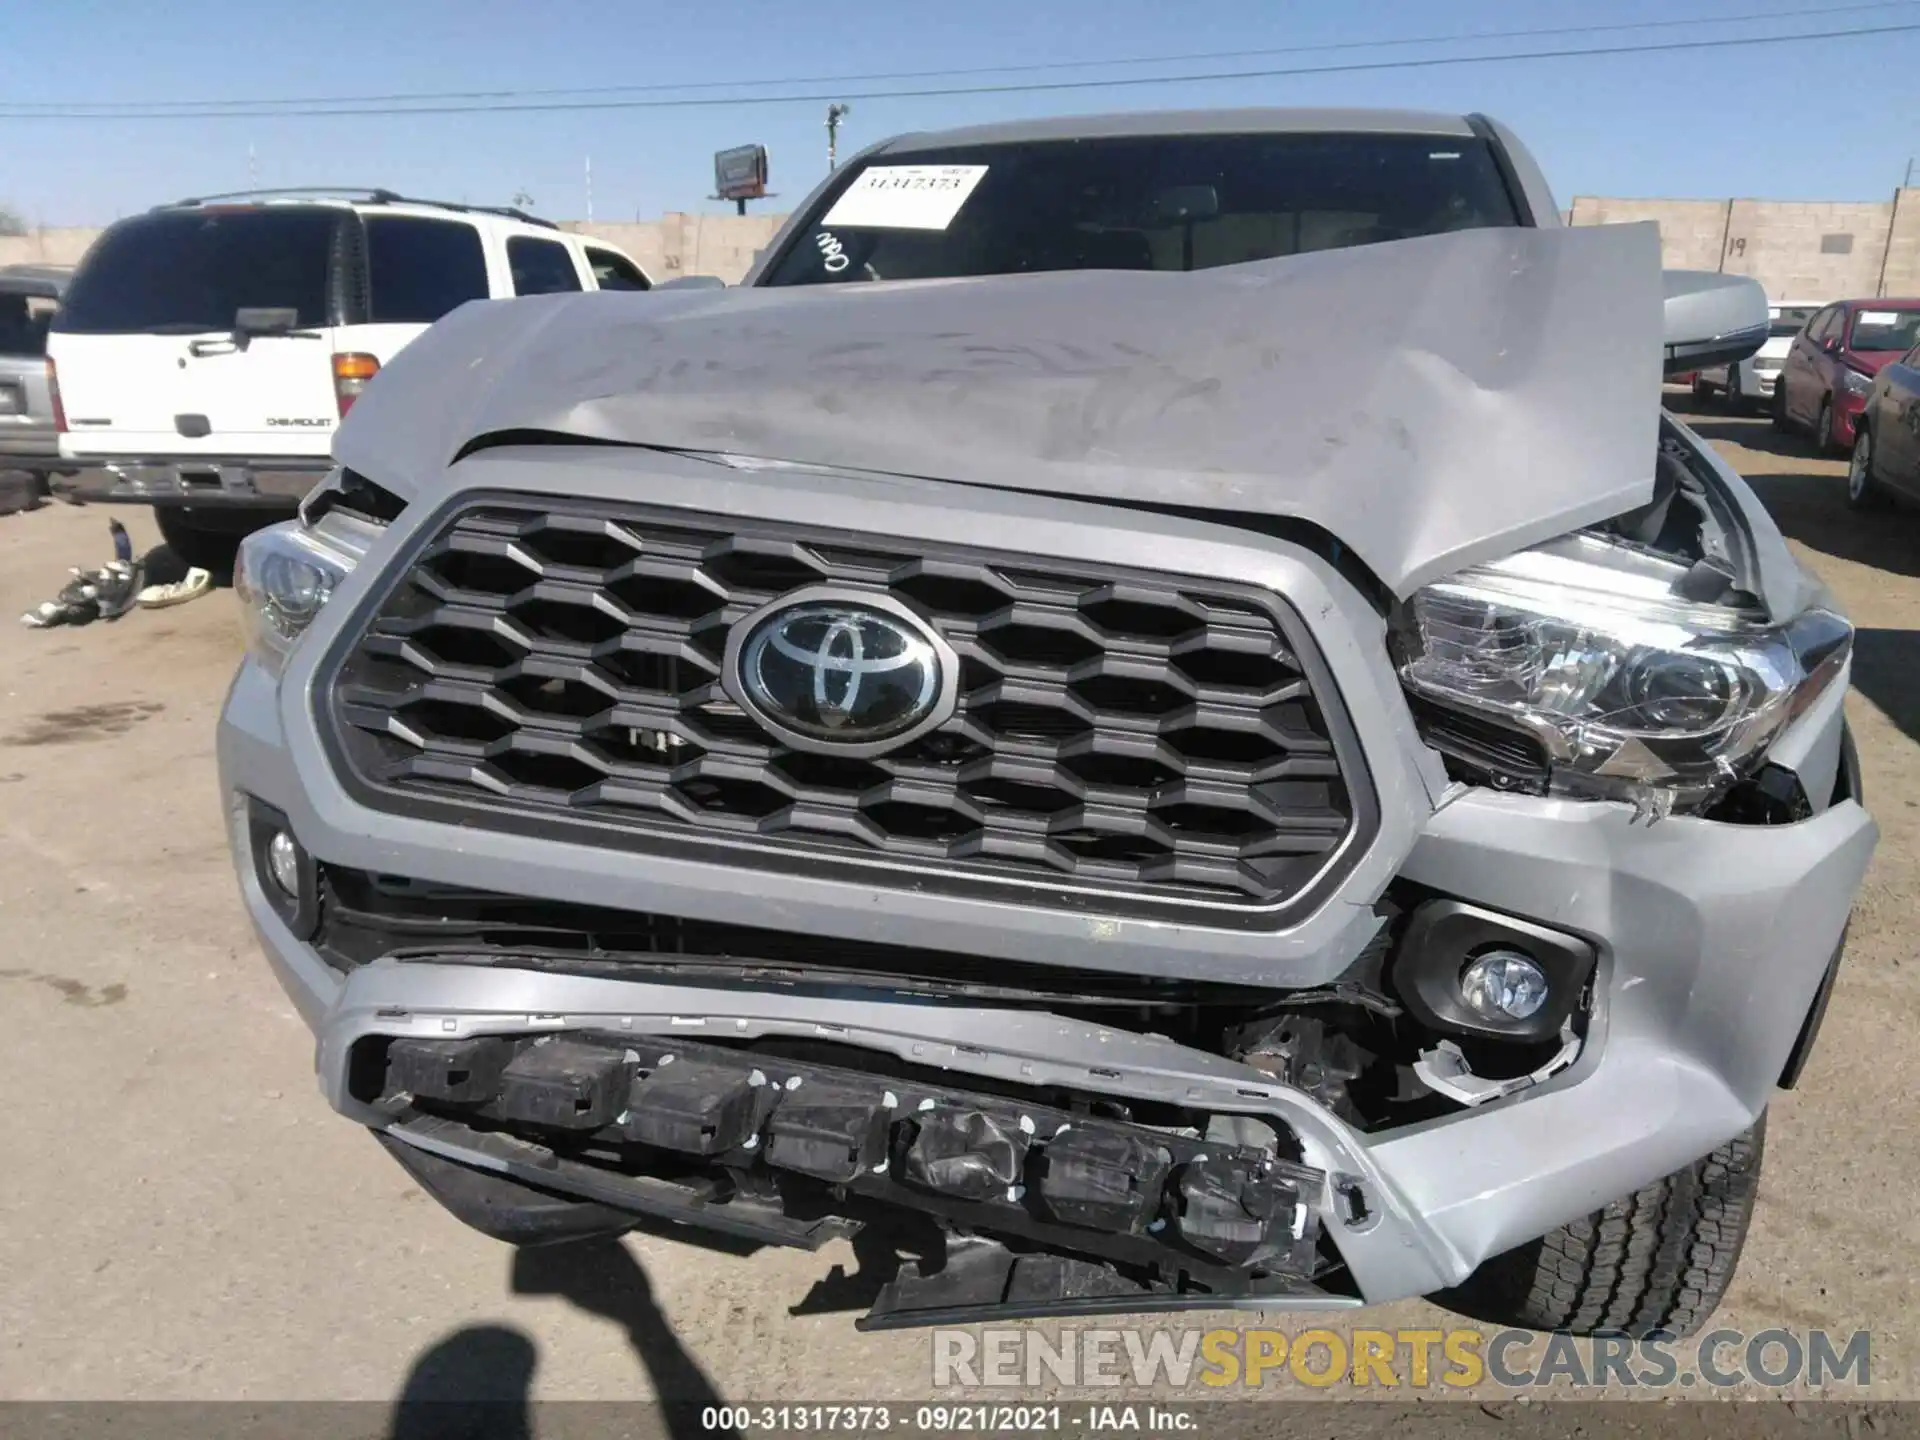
[
  {"left": 1816, "top": 398, "right": 1838, "bottom": 455},
  {"left": 1691, "top": 375, "right": 1712, "bottom": 402},
  {"left": 1725, "top": 366, "right": 1745, "bottom": 412},
  {"left": 1440, "top": 1115, "right": 1766, "bottom": 1339},
  {"left": 1771, "top": 377, "right": 1794, "bottom": 433},
  {"left": 153, "top": 505, "right": 272, "bottom": 576},
  {"left": 1848, "top": 428, "right": 1887, "bottom": 510}
]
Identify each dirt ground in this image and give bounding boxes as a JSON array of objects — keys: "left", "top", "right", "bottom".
[{"left": 1, "top": 403, "right": 1916, "bottom": 1405}]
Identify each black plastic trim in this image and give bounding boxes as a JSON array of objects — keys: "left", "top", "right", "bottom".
[
  {"left": 245, "top": 796, "right": 320, "bottom": 940},
  {"left": 1779, "top": 925, "right": 1847, "bottom": 1091},
  {"left": 1464, "top": 114, "right": 1537, "bottom": 227}
]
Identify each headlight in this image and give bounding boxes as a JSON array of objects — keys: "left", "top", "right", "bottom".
[
  {"left": 1397, "top": 532, "right": 1850, "bottom": 811},
  {"left": 234, "top": 513, "right": 377, "bottom": 676},
  {"left": 1839, "top": 368, "right": 1874, "bottom": 397}
]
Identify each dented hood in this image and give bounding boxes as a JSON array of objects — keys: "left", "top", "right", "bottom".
[{"left": 335, "top": 222, "right": 1664, "bottom": 597}]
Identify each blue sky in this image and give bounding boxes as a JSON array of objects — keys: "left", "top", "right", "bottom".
[{"left": 4, "top": 0, "right": 1918, "bottom": 227}]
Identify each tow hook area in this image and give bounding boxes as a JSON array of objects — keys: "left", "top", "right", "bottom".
[{"left": 363, "top": 1031, "right": 1335, "bottom": 1328}]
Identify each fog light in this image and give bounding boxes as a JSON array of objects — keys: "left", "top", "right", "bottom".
[
  {"left": 266, "top": 830, "right": 301, "bottom": 897},
  {"left": 1459, "top": 950, "right": 1549, "bottom": 1022}
]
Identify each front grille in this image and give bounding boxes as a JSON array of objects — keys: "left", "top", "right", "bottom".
[{"left": 324, "top": 498, "right": 1363, "bottom": 917}]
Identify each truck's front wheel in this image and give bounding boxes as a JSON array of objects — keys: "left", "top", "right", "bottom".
[{"left": 1438, "top": 1115, "right": 1766, "bottom": 1338}]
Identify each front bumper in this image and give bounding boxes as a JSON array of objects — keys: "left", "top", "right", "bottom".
[
  {"left": 1833, "top": 392, "right": 1868, "bottom": 446},
  {"left": 54, "top": 457, "right": 329, "bottom": 507},
  {"left": 216, "top": 449, "right": 1878, "bottom": 1320},
  {"left": 0, "top": 426, "right": 59, "bottom": 463}
]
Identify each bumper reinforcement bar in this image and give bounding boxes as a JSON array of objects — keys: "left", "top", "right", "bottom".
[{"left": 369, "top": 1030, "right": 1333, "bottom": 1328}]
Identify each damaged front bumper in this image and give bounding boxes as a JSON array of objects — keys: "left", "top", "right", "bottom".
[
  {"left": 221, "top": 668, "right": 1874, "bottom": 1328},
  {"left": 216, "top": 452, "right": 1876, "bottom": 1328}
]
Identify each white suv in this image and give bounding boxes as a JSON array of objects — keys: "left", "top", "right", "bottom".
[
  {"left": 47, "top": 189, "right": 650, "bottom": 567},
  {"left": 1693, "top": 299, "right": 1822, "bottom": 412}
]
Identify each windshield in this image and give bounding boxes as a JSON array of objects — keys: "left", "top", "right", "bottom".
[
  {"left": 762, "top": 132, "right": 1521, "bottom": 287},
  {"left": 1769, "top": 306, "right": 1818, "bottom": 338},
  {"left": 55, "top": 208, "right": 338, "bottom": 335},
  {"left": 1848, "top": 308, "right": 1920, "bottom": 353}
]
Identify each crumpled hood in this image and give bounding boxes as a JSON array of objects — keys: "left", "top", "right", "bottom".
[{"left": 336, "top": 221, "right": 1663, "bottom": 598}]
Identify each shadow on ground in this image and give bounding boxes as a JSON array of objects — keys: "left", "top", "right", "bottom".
[
  {"left": 1677, "top": 410, "right": 1829, "bottom": 462},
  {"left": 1739, "top": 470, "right": 1920, "bottom": 579},
  {"left": 1852, "top": 628, "right": 1920, "bottom": 748},
  {"left": 389, "top": 1324, "right": 538, "bottom": 1440},
  {"left": 386, "top": 1237, "right": 738, "bottom": 1440}
]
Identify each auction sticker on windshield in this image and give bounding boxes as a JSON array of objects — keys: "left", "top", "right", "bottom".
[{"left": 822, "top": 165, "right": 989, "bottom": 230}]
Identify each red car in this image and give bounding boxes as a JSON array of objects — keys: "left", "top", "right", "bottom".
[{"left": 1774, "top": 298, "right": 1920, "bottom": 452}]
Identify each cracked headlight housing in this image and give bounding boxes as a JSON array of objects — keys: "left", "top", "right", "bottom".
[
  {"left": 1396, "top": 533, "right": 1851, "bottom": 811},
  {"left": 235, "top": 512, "right": 377, "bottom": 677}
]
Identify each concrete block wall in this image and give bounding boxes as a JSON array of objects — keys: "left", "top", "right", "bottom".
[
  {"left": 1568, "top": 190, "right": 1920, "bottom": 301},
  {"left": 1881, "top": 188, "right": 1920, "bottom": 297},
  {"left": 558, "top": 213, "right": 788, "bottom": 282},
  {"left": 0, "top": 226, "right": 104, "bottom": 268},
  {"left": 1721, "top": 198, "right": 1898, "bottom": 299},
  {"left": 1568, "top": 196, "right": 1731, "bottom": 271}
]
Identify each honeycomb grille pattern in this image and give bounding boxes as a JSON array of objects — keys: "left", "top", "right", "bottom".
[{"left": 327, "top": 502, "right": 1357, "bottom": 910}]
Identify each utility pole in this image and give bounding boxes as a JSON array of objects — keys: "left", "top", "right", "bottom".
[
  {"left": 585, "top": 156, "right": 594, "bottom": 225},
  {"left": 1906, "top": 156, "right": 1915, "bottom": 189},
  {"left": 826, "top": 103, "right": 851, "bottom": 172}
]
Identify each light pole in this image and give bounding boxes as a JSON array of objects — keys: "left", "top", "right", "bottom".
[{"left": 826, "top": 103, "right": 851, "bottom": 172}]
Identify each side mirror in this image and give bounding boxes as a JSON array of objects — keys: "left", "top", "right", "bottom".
[
  {"left": 1821, "top": 336, "right": 1842, "bottom": 354},
  {"left": 1661, "top": 271, "right": 1769, "bottom": 376}
]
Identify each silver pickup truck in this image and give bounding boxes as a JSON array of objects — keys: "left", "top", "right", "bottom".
[{"left": 217, "top": 109, "right": 1874, "bottom": 1336}]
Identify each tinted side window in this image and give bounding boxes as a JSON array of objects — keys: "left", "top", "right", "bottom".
[
  {"left": 55, "top": 209, "right": 337, "bottom": 334},
  {"left": 1808, "top": 307, "right": 1842, "bottom": 344},
  {"left": 586, "top": 247, "right": 650, "bottom": 291},
  {"left": 365, "top": 216, "right": 490, "bottom": 324},
  {"left": 0, "top": 293, "right": 56, "bottom": 356},
  {"left": 508, "top": 237, "right": 584, "bottom": 295},
  {"left": 1770, "top": 306, "right": 1818, "bottom": 338}
]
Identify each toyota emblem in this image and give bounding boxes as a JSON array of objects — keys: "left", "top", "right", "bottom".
[{"left": 725, "top": 588, "right": 959, "bottom": 755}]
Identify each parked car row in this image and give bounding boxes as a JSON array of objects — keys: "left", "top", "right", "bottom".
[
  {"left": 1692, "top": 300, "right": 1820, "bottom": 409},
  {"left": 1771, "top": 298, "right": 1920, "bottom": 454},
  {"left": 41, "top": 189, "right": 651, "bottom": 567},
  {"left": 1679, "top": 288, "right": 1920, "bottom": 511},
  {"left": 1842, "top": 323, "right": 1920, "bottom": 510}
]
